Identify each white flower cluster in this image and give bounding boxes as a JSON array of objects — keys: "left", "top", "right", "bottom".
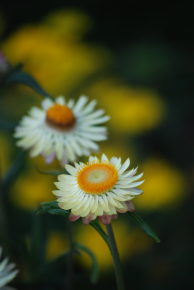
[
  {"left": 15, "top": 95, "right": 144, "bottom": 224},
  {"left": 0, "top": 247, "right": 18, "bottom": 289}
]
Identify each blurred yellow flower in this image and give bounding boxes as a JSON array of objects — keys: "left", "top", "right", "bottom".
[
  {"left": 2, "top": 10, "right": 109, "bottom": 95},
  {"left": 43, "top": 9, "right": 91, "bottom": 42},
  {"left": 76, "top": 220, "right": 151, "bottom": 270},
  {"left": 46, "top": 232, "right": 69, "bottom": 261},
  {"left": 11, "top": 170, "right": 54, "bottom": 210},
  {"left": 86, "top": 79, "right": 165, "bottom": 134},
  {"left": 135, "top": 158, "right": 186, "bottom": 210},
  {"left": 97, "top": 141, "right": 130, "bottom": 159}
]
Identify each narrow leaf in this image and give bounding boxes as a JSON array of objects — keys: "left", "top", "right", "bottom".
[
  {"left": 36, "top": 167, "right": 65, "bottom": 176},
  {"left": 127, "top": 212, "right": 160, "bottom": 243},
  {"left": 5, "top": 70, "right": 50, "bottom": 97},
  {"left": 76, "top": 243, "right": 99, "bottom": 283}
]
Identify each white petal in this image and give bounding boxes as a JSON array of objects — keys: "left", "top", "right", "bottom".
[
  {"left": 129, "top": 188, "right": 143, "bottom": 195},
  {"left": 0, "top": 270, "right": 18, "bottom": 287},
  {"left": 76, "top": 136, "right": 99, "bottom": 151},
  {"left": 76, "top": 131, "right": 107, "bottom": 141},
  {"left": 64, "top": 141, "right": 76, "bottom": 161},
  {"left": 67, "top": 99, "right": 75, "bottom": 108},
  {"left": 119, "top": 158, "right": 130, "bottom": 174},
  {"left": 83, "top": 116, "right": 110, "bottom": 125},
  {"left": 29, "top": 107, "right": 45, "bottom": 119},
  {"left": 82, "top": 109, "right": 105, "bottom": 120},
  {"left": 42, "top": 98, "right": 53, "bottom": 110},
  {"left": 65, "top": 164, "right": 77, "bottom": 175},
  {"left": 121, "top": 167, "right": 138, "bottom": 178},
  {"left": 89, "top": 156, "right": 99, "bottom": 163},
  {"left": 101, "top": 154, "right": 109, "bottom": 163},
  {"left": 73, "top": 96, "right": 88, "bottom": 113},
  {"left": 127, "top": 180, "right": 144, "bottom": 187},
  {"left": 56, "top": 96, "right": 65, "bottom": 105},
  {"left": 79, "top": 100, "right": 97, "bottom": 115},
  {"left": 110, "top": 157, "right": 121, "bottom": 170}
]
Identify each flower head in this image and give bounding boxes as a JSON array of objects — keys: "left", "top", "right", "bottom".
[
  {"left": 53, "top": 154, "right": 144, "bottom": 224},
  {"left": 14, "top": 96, "right": 110, "bottom": 164},
  {"left": 0, "top": 247, "right": 18, "bottom": 288}
]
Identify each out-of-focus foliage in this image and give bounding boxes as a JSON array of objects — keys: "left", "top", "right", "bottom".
[{"left": 76, "top": 220, "right": 151, "bottom": 270}]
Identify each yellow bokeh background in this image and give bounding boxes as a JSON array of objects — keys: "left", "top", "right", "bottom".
[
  {"left": 76, "top": 220, "right": 151, "bottom": 270},
  {"left": 135, "top": 158, "right": 186, "bottom": 210},
  {"left": 0, "top": 9, "right": 188, "bottom": 278}
]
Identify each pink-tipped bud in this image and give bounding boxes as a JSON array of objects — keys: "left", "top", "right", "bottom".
[
  {"left": 99, "top": 215, "right": 112, "bottom": 225},
  {"left": 68, "top": 213, "right": 80, "bottom": 222},
  {"left": 82, "top": 215, "right": 95, "bottom": 224},
  {"left": 0, "top": 52, "right": 10, "bottom": 76},
  {"left": 111, "top": 214, "right": 118, "bottom": 220},
  {"left": 44, "top": 152, "right": 56, "bottom": 164}
]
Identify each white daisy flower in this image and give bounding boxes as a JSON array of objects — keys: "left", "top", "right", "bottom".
[
  {"left": 0, "top": 247, "right": 18, "bottom": 289},
  {"left": 53, "top": 154, "right": 144, "bottom": 224},
  {"left": 14, "top": 96, "right": 110, "bottom": 164}
]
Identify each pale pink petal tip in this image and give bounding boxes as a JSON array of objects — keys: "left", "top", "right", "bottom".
[
  {"left": 82, "top": 215, "right": 95, "bottom": 224},
  {"left": 60, "top": 156, "right": 68, "bottom": 167},
  {"left": 111, "top": 214, "right": 118, "bottom": 220},
  {"left": 99, "top": 215, "right": 112, "bottom": 225},
  {"left": 126, "top": 201, "right": 136, "bottom": 212},
  {"left": 68, "top": 213, "right": 80, "bottom": 222},
  {"left": 44, "top": 152, "right": 56, "bottom": 164}
]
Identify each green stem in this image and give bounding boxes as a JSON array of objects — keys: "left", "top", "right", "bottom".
[
  {"left": 65, "top": 221, "right": 74, "bottom": 290},
  {"left": 106, "top": 224, "right": 125, "bottom": 290}
]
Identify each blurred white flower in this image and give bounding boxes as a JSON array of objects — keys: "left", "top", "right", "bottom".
[
  {"left": 15, "top": 96, "right": 110, "bottom": 164},
  {"left": 0, "top": 247, "right": 18, "bottom": 289}
]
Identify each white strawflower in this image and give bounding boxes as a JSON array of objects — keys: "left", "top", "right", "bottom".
[
  {"left": 53, "top": 154, "right": 144, "bottom": 224},
  {"left": 14, "top": 96, "right": 110, "bottom": 164},
  {"left": 0, "top": 247, "right": 18, "bottom": 289}
]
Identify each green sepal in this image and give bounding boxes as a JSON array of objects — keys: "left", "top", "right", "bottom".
[{"left": 36, "top": 201, "right": 69, "bottom": 217}]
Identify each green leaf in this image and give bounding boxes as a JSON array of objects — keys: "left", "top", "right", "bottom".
[
  {"left": 36, "top": 167, "right": 65, "bottom": 176},
  {"left": 5, "top": 70, "right": 50, "bottom": 97},
  {"left": 75, "top": 243, "right": 99, "bottom": 284},
  {"left": 0, "top": 120, "right": 17, "bottom": 131},
  {"left": 36, "top": 201, "right": 69, "bottom": 217},
  {"left": 127, "top": 212, "right": 160, "bottom": 243}
]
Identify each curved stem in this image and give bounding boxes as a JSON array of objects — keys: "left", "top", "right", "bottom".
[
  {"left": 106, "top": 224, "right": 125, "bottom": 290},
  {"left": 65, "top": 221, "right": 74, "bottom": 290}
]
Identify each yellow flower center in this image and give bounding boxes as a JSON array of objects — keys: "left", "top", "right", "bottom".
[
  {"left": 46, "top": 104, "right": 76, "bottom": 130},
  {"left": 77, "top": 163, "right": 118, "bottom": 194}
]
